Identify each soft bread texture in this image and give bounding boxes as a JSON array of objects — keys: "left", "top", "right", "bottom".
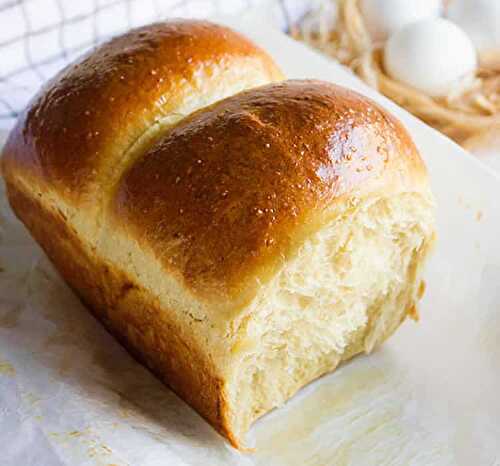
[{"left": 1, "top": 20, "right": 435, "bottom": 449}]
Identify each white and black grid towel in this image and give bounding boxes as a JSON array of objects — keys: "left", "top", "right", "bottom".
[{"left": 0, "top": 0, "right": 315, "bottom": 130}]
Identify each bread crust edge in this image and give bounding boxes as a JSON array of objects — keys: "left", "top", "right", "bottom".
[{"left": 4, "top": 179, "right": 242, "bottom": 448}]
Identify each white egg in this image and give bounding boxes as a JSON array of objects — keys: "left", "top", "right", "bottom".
[
  {"left": 448, "top": 0, "right": 500, "bottom": 55},
  {"left": 384, "top": 18, "right": 477, "bottom": 97},
  {"left": 360, "top": 0, "right": 442, "bottom": 41}
]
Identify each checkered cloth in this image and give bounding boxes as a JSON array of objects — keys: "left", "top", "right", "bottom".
[{"left": 0, "top": 0, "right": 314, "bottom": 129}]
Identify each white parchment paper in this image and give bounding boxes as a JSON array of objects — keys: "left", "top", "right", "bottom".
[{"left": 1, "top": 14, "right": 500, "bottom": 466}]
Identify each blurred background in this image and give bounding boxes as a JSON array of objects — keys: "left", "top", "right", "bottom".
[{"left": 1, "top": 0, "right": 499, "bottom": 171}]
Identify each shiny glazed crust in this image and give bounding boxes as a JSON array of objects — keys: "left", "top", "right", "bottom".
[
  {"left": 1, "top": 20, "right": 432, "bottom": 449},
  {"left": 3, "top": 20, "right": 283, "bottom": 203}
]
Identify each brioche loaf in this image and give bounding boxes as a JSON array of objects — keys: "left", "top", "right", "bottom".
[{"left": 1, "top": 20, "right": 435, "bottom": 448}]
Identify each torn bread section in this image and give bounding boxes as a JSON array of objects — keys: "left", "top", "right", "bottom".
[{"left": 227, "top": 191, "right": 435, "bottom": 441}]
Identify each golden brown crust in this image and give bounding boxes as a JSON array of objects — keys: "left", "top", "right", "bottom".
[
  {"left": 4, "top": 179, "right": 241, "bottom": 447},
  {"left": 114, "top": 80, "right": 428, "bottom": 303},
  {"left": 2, "top": 20, "right": 282, "bottom": 204}
]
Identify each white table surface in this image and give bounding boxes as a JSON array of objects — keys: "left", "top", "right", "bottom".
[{"left": 1, "top": 13, "right": 500, "bottom": 466}]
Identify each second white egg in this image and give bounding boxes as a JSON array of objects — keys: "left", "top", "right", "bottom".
[
  {"left": 384, "top": 18, "right": 477, "bottom": 97},
  {"left": 448, "top": 0, "right": 500, "bottom": 56},
  {"left": 360, "top": 0, "right": 442, "bottom": 41}
]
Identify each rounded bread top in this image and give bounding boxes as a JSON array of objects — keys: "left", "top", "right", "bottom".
[{"left": 114, "top": 80, "right": 429, "bottom": 305}]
